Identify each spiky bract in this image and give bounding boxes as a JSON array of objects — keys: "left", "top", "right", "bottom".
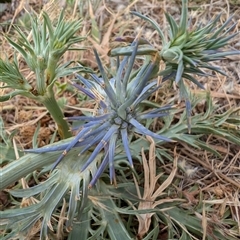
[{"left": 26, "top": 41, "right": 172, "bottom": 187}]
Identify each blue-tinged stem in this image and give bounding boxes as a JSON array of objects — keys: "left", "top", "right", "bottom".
[
  {"left": 80, "top": 125, "right": 119, "bottom": 172},
  {"left": 132, "top": 82, "right": 161, "bottom": 108},
  {"left": 127, "top": 61, "right": 150, "bottom": 95},
  {"left": 129, "top": 118, "right": 172, "bottom": 142},
  {"left": 93, "top": 49, "right": 118, "bottom": 106},
  {"left": 121, "top": 41, "right": 139, "bottom": 96},
  {"left": 80, "top": 131, "right": 106, "bottom": 154},
  {"left": 108, "top": 133, "right": 118, "bottom": 184},
  {"left": 52, "top": 126, "right": 93, "bottom": 169},
  {"left": 116, "top": 55, "right": 129, "bottom": 99},
  {"left": 66, "top": 114, "right": 111, "bottom": 122},
  {"left": 89, "top": 155, "right": 109, "bottom": 187},
  {"left": 118, "top": 62, "right": 154, "bottom": 119},
  {"left": 121, "top": 128, "right": 133, "bottom": 167},
  {"left": 24, "top": 142, "right": 70, "bottom": 153},
  {"left": 71, "top": 80, "right": 96, "bottom": 100}
]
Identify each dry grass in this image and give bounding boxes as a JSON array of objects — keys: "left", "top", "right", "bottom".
[{"left": 0, "top": 0, "right": 240, "bottom": 239}]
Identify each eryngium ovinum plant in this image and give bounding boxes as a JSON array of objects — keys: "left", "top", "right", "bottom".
[
  {"left": 0, "top": 39, "right": 173, "bottom": 239},
  {"left": 25, "top": 40, "right": 173, "bottom": 187},
  {"left": 0, "top": 11, "right": 90, "bottom": 139},
  {"left": 111, "top": 0, "right": 240, "bottom": 131}
]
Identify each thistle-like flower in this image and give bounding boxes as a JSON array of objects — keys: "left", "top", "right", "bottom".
[
  {"left": 26, "top": 40, "right": 173, "bottom": 187},
  {"left": 111, "top": 0, "right": 240, "bottom": 131},
  {"left": 132, "top": 1, "right": 239, "bottom": 129}
]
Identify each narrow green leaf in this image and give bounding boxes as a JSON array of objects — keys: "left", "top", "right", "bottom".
[
  {"left": 131, "top": 11, "right": 166, "bottom": 44},
  {"left": 165, "top": 12, "right": 179, "bottom": 38},
  {"left": 42, "top": 11, "right": 54, "bottom": 41},
  {"left": 5, "top": 37, "right": 28, "bottom": 59},
  {"left": 179, "top": 0, "right": 188, "bottom": 34}
]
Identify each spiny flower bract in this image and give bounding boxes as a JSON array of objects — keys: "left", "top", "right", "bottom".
[
  {"left": 26, "top": 40, "right": 172, "bottom": 187},
  {"left": 130, "top": 0, "right": 240, "bottom": 131}
]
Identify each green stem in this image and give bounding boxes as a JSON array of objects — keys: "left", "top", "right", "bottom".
[
  {"left": 41, "top": 89, "right": 72, "bottom": 139},
  {"left": 45, "top": 54, "right": 59, "bottom": 85}
]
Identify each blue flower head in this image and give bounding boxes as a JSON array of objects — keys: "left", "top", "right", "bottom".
[{"left": 26, "top": 40, "right": 173, "bottom": 187}]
